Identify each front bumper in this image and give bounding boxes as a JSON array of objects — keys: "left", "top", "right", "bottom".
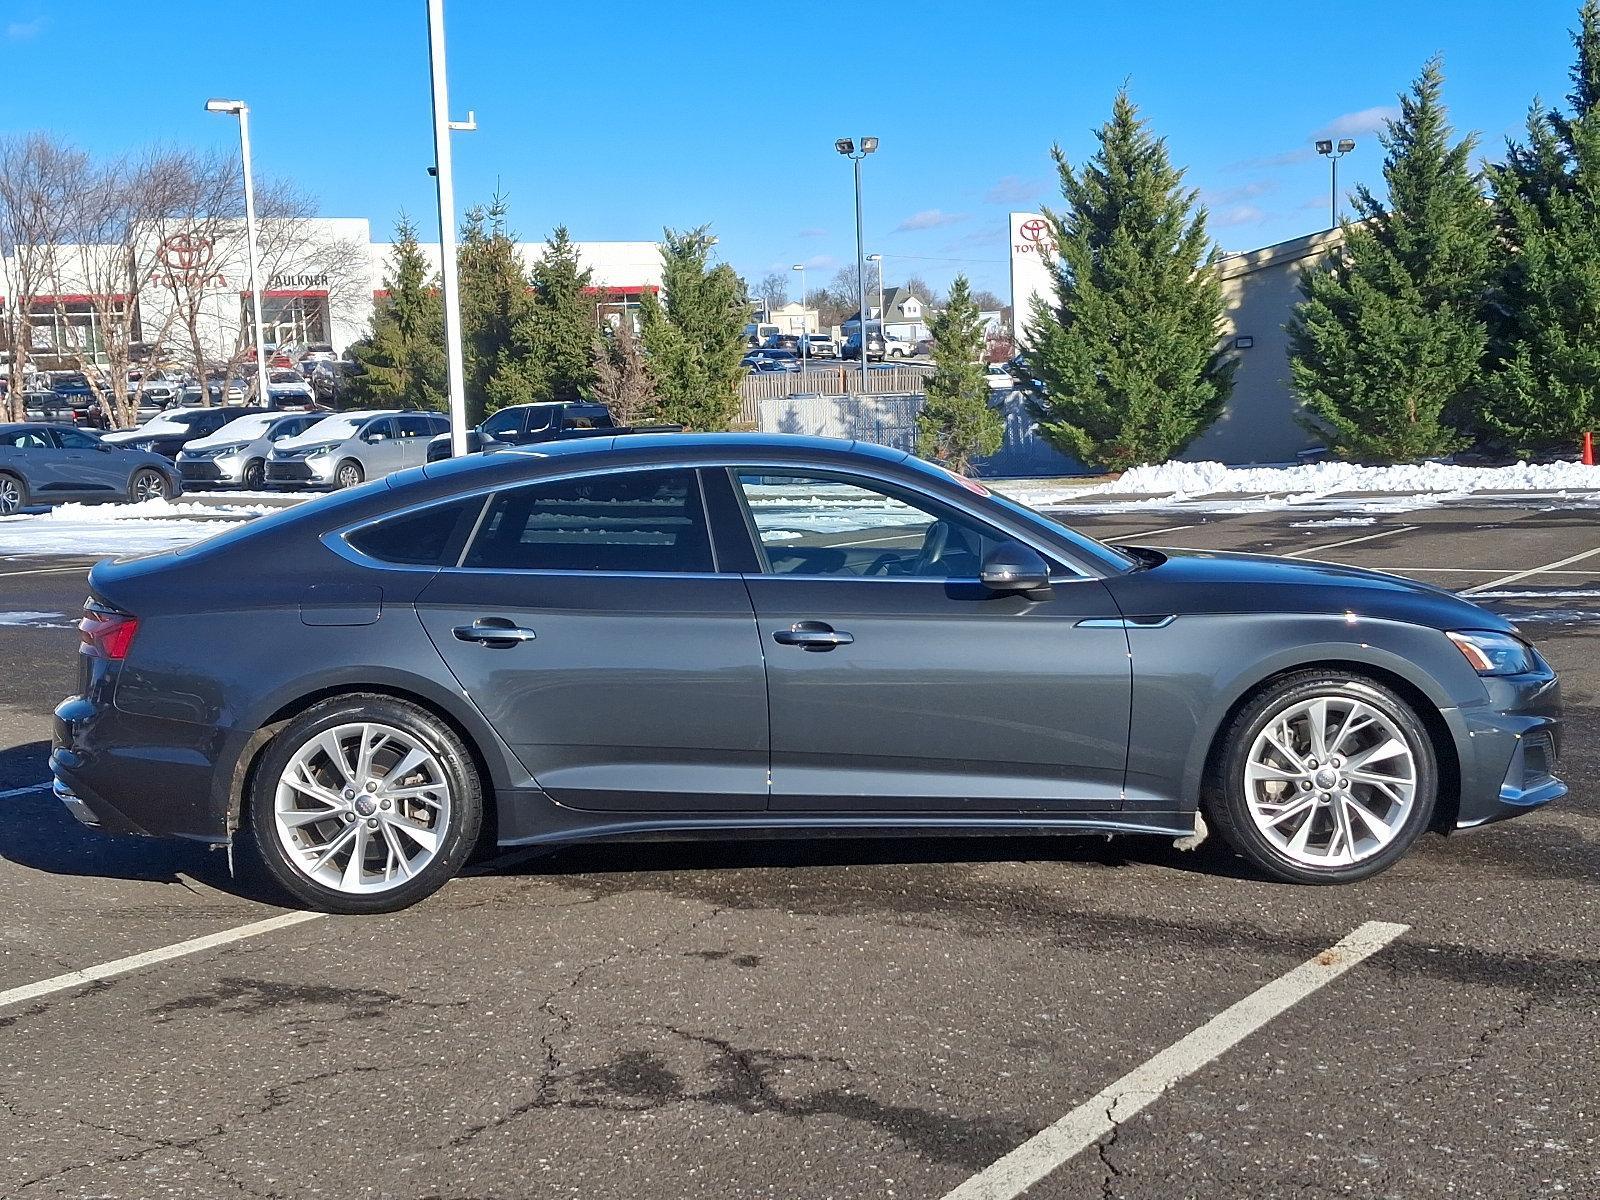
[
  {"left": 178, "top": 459, "right": 244, "bottom": 485},
  {"left": 1447, "top": 666, "right": 1565, "bottom": 830},
  {"left": 265, "top": 458, "right": 335, "bottom": 488}
]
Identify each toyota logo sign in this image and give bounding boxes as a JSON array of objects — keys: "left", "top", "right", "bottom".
[
  {"left": 1018, "top": 218, "right": 1050, "bottom": 245},
  {"left": 158, "top": 232, "right": 212, "bottom": 271}
]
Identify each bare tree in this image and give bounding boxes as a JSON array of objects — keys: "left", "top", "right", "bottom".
[
  {"left": 755, "top": 270, "right": 789, "bottom": 311},
  {"left": 589, "top": 318, "right": 658, "bottom": 426},
  {"left": 0, "top": 134, "right": 83, "bottom": 420}
]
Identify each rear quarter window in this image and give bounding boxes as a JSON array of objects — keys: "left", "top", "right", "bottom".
[{"left": 345, "top": 498, "right": 482, "bottom": 566}]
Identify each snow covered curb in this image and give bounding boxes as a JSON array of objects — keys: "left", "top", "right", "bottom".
[
  {"left": 999, "top": 458, "right": 1600, "bottom": 511},
  {"left": 0, "top": 496, "right": 280, "bottom": 557}
]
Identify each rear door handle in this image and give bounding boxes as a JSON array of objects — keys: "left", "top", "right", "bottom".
[
  {"left": 453, "top": 619, "right": 537, "bottom": 645},
  {"left": 773, "top": 621, "right": 853, "bottom": 650}
]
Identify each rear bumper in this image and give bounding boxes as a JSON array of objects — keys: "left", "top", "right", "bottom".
[
  {"left": 52, "top": 695, "right": 234, "bottom": 844},
  {"left": 1447, "top": 666, "right": 1565, "bottom": 830}
]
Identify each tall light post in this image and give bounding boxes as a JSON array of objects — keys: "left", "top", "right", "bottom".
[
  {"left": 426, "top": 0, "right": 478, "bottom": 457},
  {"left": 204, "top": 99, "right": 269, "bottom": 408},
  {"left": 791, "top": 262, "right": 807, "bottom": 374},
  {"left": 1315, "top": 138, "right": 1356, "bottom": 230},
  {"left": 835, "top": 136, "right": 878, "bottom": 366}
]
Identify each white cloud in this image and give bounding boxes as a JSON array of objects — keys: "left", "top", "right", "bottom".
[
  {"left": 1200, "top": 179, "right": 1277, "bottom": 207},
  {"left": 801, "top": 254, "right": 837, "bottom": 270},
  {"left": 797, "top": 227, "right": 827, "bottom": 239},
  {"left": 1315, "top": 105, "right": 1399, "bottom": 139},
  {"left": 983, "top": 175, "right": 1049, "bottom": 205},
  {"left": 1212, "top": 204, "right": 1268, "bottom": 228},
  {"left": 894, "top": 209, "right": 970, "bottom": 233},
  {"left": 6, "top": 16, "right": 45, "bottom": 40}
]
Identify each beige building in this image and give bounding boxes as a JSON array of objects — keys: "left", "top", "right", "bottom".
[{"left": 1181, "top": 228, "right": 1343, "bottom": 465}]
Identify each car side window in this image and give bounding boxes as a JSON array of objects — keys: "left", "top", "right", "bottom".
[
  {"left": 733, "top": 470, "right": 1006, "bottom": 580},
  {"left": 396, "top": 414, "right": 436, "bottom": 439},
  {"left": 361, "top": 418, "right": 395, "bottom": 442},
  {"left": 464, "top": 469, "right": 715, "bottom": 574},
  {"left": 481, "top": 409, "right": 523, "bottom": 438},
  {"left": 346, "top": 498, "right": 480, "bottom": 566},
  {"left": 56, "top": 429, "right": 99, "bottom": 450},
  {"left": 0, "top": 429, "right": 52, "bottom": 449}
]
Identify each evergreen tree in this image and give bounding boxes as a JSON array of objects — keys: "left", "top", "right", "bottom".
[
  {"left": 917, "top": 275, "right": 1002, "bottom": 474},
  {"left": 639, "top": 226, "right": 747, "bottom": 430},
  {"left": 346, "top": 214, "right": 446, "bottom": 410},
  {"left": 1021, "top": 90, "right": 1232, "bottom": 470},
  {"left": 1480, "top": 1, "right": 1600, "bottom": 454},
  {"left": 456, "top": 196, "right": 536, "bottom": 422},
  {"left": 519, "top": 226, "right": 600, "bottom": 404},
  {"left": 1289, "top": 59, "right": 1492, "bottom": 462},
  {"left": 590, "top": 318, "right": 660, "bottom": 426}
]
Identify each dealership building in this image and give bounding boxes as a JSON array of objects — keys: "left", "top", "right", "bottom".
[
  {"left": 1009, "top": 211, "right": 1344, "bottom": 465},
  {"left": 3, "top": 217, "right": 663, "bottom": 373}
]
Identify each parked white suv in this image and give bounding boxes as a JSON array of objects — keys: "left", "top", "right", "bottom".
[
  {"left": 265, "top": 410, "right": 448, "bottom": 489},
  {"left": 176, "top": 411, "right": 330, "bottom": 490}
]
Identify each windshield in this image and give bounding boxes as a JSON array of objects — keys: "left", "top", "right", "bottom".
[
  {"left": 189, "top": 413, "right": 277, "bottom": 445},
  {"left": 982, "top": 488, "right": 1138, "bottom": 573},
  {"left": 277, "top": 412, "right": 378, "bottom": 447}
]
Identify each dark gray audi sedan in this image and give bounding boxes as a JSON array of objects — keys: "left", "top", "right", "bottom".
[{"left": 52, "top": 434, "right": 1563, "bottom": 913}]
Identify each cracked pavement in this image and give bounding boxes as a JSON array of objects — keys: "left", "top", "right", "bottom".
[{"left": 0, "top": 506, "right": 1596, "bottom": 1198}]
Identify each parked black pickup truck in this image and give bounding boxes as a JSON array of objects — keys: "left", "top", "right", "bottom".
[{"left": 425, "top": 401, "right": 681, "bottom": 463}]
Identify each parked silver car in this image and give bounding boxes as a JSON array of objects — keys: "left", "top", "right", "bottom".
[
  {"left": 265, "top": 410, "right": 448, "bottom": 489},
  {"left": 175, "top": 410, "right": 329, "bottom": 490}
]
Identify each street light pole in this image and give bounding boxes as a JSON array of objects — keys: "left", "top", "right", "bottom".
[
  {"left": 867, "top": 252, "right": 883, "bottom": 328},
  {"left": 835, "top": 136, "right": 878, "bottom": 368},
  {"left": 1315, "top": 138, "right": 1356, "bottom": 230},
  {"left": 204, "top": 99, "right": 269, "bottom": 408},
  {"left": 426, "top": 0, "right": 478, "bottom": 458},
  {"left": 792, "top": 262, "right": 806, "bottom": 375}
]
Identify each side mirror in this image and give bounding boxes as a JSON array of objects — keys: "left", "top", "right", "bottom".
[
  {"left": 365, "top": 431, "right": 387, "bottom": 443},
  {"left": 980, "top": 542, "right": 1052, "bottom": 595}
]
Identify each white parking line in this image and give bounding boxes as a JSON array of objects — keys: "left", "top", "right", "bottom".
[
  {"left": 0, "top": 780, "right": 50, "bottom": 800},
  {"left": 1281, "top": 525, "right": 1415, "bottom": 559},
  {"left": 939, "top": 920, "right": 1410, "bottom": 1200},
  {"left": 0, "top": 563, "right": 96, "bottom": 579},
  {"left": 0, "top": 911, "right": 325, "bottom": 1013},
  {"left": 1463, "top": 544, "right": 1600, "bottom": 594},
  {"left": 1107, "top": 523, "right": 1199, "bottom": 542}
]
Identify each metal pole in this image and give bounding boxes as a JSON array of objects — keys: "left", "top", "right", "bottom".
[
  {"left": 236, "top": 106, "right": 270, "bottom": 409},
  {"left": 853, "top": 153, "right": 866, "bottom": 370},
  {"left": 799, "top": 265, "right": 807, "bottom": 376},
  {"left": 427, "top": 0, "right": 470, "bottom": 457},
  {"left": 1330, "top": 155, "right": 1338, "bottom": 229}
]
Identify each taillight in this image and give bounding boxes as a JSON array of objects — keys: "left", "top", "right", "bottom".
[{"left": 79, "top": 603, "right": 138, "bottom": 660}]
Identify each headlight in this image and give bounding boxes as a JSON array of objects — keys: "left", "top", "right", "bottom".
[
  {"left": 307, "top": 446, "right": 335, "bottom": 460},
  {"left": 1447, "top": 630, "right": 1537, "bottom": 676}
]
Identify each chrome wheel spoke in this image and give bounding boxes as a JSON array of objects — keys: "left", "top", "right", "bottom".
[{"left": 386, "top": 813, "right": 440, "bottom": 853}]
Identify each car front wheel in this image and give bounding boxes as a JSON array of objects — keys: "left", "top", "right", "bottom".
[
  {"left": 242, "top": 458, "right": 265, "bottom": 489},
  {"left": 246, "top": 695, "right": 483, "bottom": 913},
  {"left": 129, "top": 468, "right": 168, "bottom": 504},
  {"left": 0, "top": 472, "right": 26, "bottom": 516},
  {"left": 335, "top": 459, "right": 364, "bottom": 489},
  {"left": 1205, "top": 671, "right": 1437, "bottom": 884}
]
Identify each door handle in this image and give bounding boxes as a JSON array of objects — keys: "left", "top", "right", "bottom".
[
  {"left": 453, "top": 619, "right": 537, "bottom": 645},
  {"left": 773, "top": 621, "right": 853, "bottom": 650}
]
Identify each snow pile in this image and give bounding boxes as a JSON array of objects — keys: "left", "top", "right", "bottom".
[
  {"left": 0, "top": 497, "right": 277, "bottom": 557},
  {"left": 1088, "top": 459, "right": 1600, "bottom": 499},
  {"left": 0, "top": 611, "right": 71, "bottom": 628}
]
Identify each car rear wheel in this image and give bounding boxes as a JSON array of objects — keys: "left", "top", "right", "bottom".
[
  {"left": 1205, "top": 671, "right": 1437, "bottom": 884},
  {"left": 0, "top": 472, "right": 25, "bottom": 516},
  {"left": 129, "top": 468, "right": 168, "bottom": 504},
  {"left": 246, "top": 695, "right": 483, "bottom": 914},
  {"left": 335, "top": 459, "right": 364, "bottom": 489},
  {"left": 242, "top": 458, "right": 265, "bottom": 489}
]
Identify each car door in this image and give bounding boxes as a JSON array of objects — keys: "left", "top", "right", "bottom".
[
  {"left": 725, "top": 467, "right": 1132, "bottom": 814},
  {"left": 414, "top": 466, "right": 769, "bottom": 813},
  {"left": 394, "top": 414, "right": 440, "bottom": 468},
  {"left": 0, "top": 427, "right": 72, "bottom": 499},
  {"left": 54, "top": 427, "right": 126, "bottom": 494},
  {"left": 356, "top": 417, "right": 406, "bottom": 478}
]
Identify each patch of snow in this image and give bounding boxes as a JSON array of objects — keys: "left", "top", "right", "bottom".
[
  {"left": 1473, "top": 589, "right": 1600, "bottom": 600},
  {"left": 0, "top": 610, "right": 70, "bottom": 627},
  {"left": 0, "top": 497, "right": 276, "bottom": 557},
  {"left": 1000, "top": 459, "right": 1600, "bottom": 512},
  {"left": 1289, "top": 517, "right": 1377, "bottom": 528}
]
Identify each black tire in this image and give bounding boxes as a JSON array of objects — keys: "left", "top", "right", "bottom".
[
  {"left": 244, "top": 694, "right": 483, "bottom": 914},
  {"left": 129, "top": 468, "right": 168, "bottom": 503},
  {"left": 335, "top": 459, "right": 364, "bottom": 489},
  {"left": 242, "top": 458, "right": 266, "bottom": 489},
  {"left": 0, "top": 471, "right": 26, "bottom": 517},
  {"left": 1202, "top": 670, "right": 1438, "bottom": 884}
]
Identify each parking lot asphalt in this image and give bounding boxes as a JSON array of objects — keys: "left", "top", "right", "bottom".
[{"left": 0, "top": 503, "right": 1595, "bottom": 1199}]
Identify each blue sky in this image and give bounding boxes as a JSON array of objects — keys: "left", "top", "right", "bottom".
[{"left": 0, "top": 0, "right": 1587, "bottom": 297}]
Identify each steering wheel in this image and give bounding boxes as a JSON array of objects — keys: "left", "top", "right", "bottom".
[
  {"left": 863, "top": 552, "right": 900, "bottom": 575},
  {"left": 914, "top": 521, "right": 951, "bottom": 576}
]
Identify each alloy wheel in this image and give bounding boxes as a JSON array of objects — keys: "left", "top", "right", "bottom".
[
  {"left": 133, "top": 470, "right": 167, "bottom": 502},
  {"left": 1242, "top": 694, "right": 1417, "bottom": 868},
  {"left": 273, "top": 721, "right": 453, "bottom": 894},
  {"left": 0, "top": 476, "right": 20, "bottom": 516},
  {"left": 338, "top": 463, "right": 362, "bottom": 489}
]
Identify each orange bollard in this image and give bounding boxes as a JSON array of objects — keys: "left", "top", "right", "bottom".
[{"left": 1585, "top": 431, "right": 1595, "bottom": 466}]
